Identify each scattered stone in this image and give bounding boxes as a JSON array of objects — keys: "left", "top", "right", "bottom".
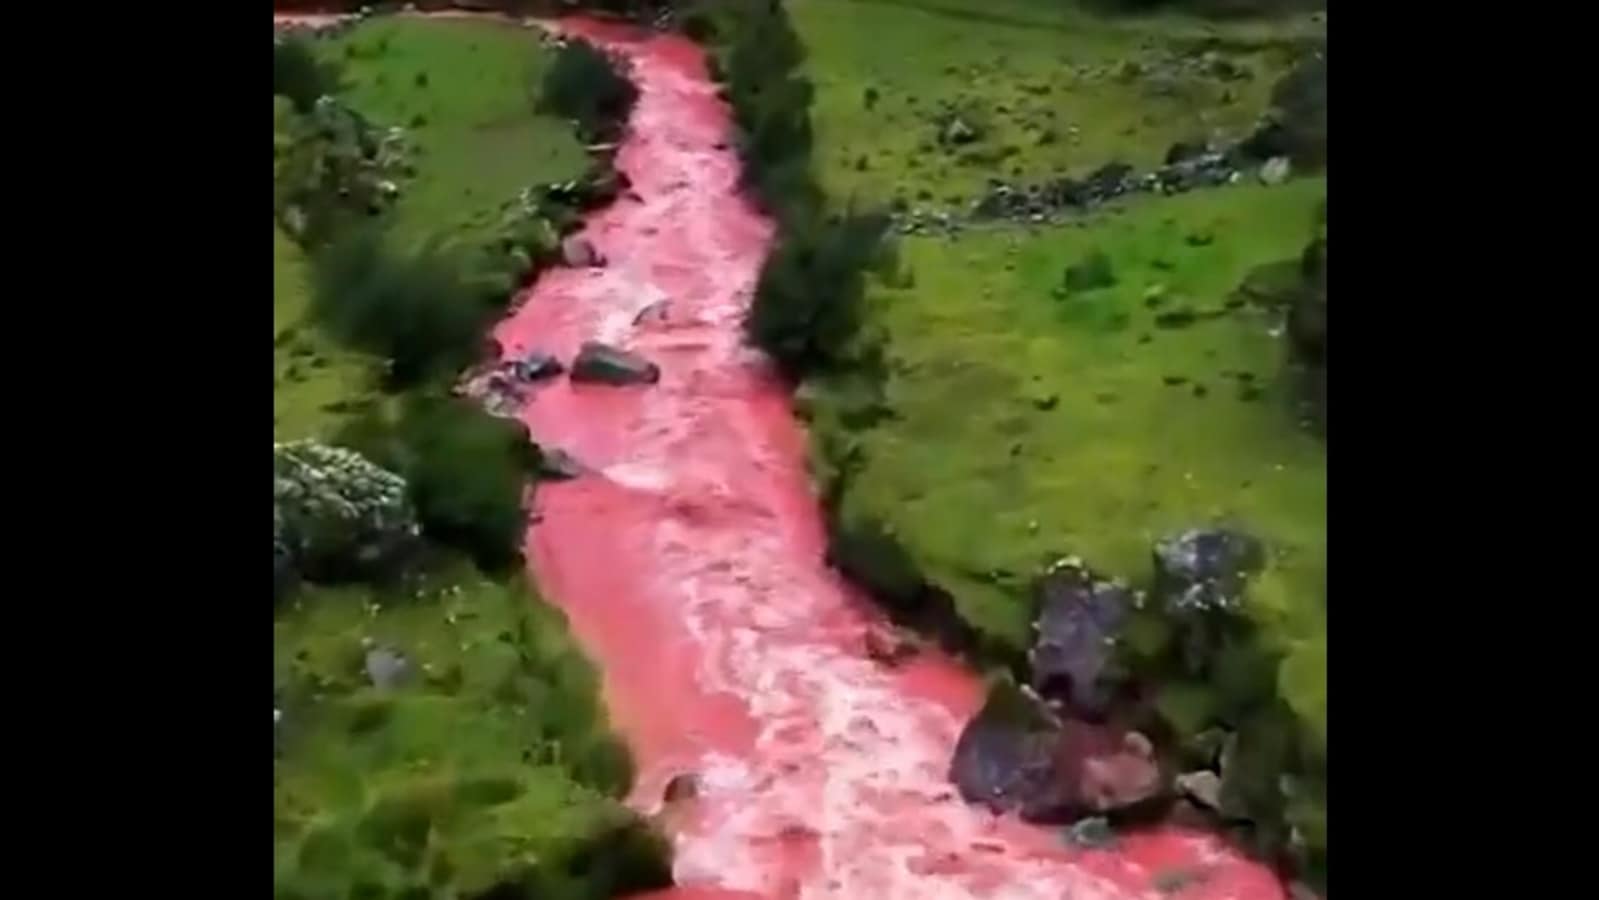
[
  {"left": 663, "top": 772, "right": 700, "bottom": 804},
  {"left": 1033, "top": 393, "right": 1059, "bottom": 411},
  {"left": 510, "top": 350, "right": 564, "bottom": 382},
  {"left": 1185, "top": 231, "right": 1214, "bottom": 247},
  {"left": 1029, "top": 559, "right": 1133, "bottom": 718},
  {"left": 1162, "top": 375, "right": 1188, "bottom": 387},
  {"left": 864, "top": 625, "right": 918, "bottom": 667},
  {"left": 1191, "top": 384, "right": 1208, "bottom": 398},
  {"left": 1153, "top": 867, "right": 1208, "bottom": 894},
  {"left": 1175, "top": 770, "right": 1224, "bottom": 811},
  {"left": 1065, "top": 816, "right": 1117, "bottom": 849},
  {"left": 1260, "top": 156, "right": 1292, "bottom": 185},
  {"left": 561, "top": 235, "right": 605, "bottom": 268},
  {"left": 942, "top": 116, "right": 979, "bottom": 146},
  {"left": 1152, "top": 528, "right": 1265, "bottom": 616},
  {"left": 570, "top": 341, "right": 660, "bottom": 385},
  {"left": 540, "top": 447, "right": 584, "bottom": 481},
  {"left": 365, "top": 646, "right": 414, "bottom": 690}
]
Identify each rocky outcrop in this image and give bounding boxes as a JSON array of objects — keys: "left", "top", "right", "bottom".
[
  {"left": 1239, "top": 51, "right": 1326, "bottom": 169},
  {"left": 570, "top": 341, "right": 660, "bottom": 385},
  {"left": 1153, "top": 527, "right": 1266, "bottom": 617},
  {"left": 1028, "top": 558, "right": 1132, "bottom": 719},
  {"left": 949, "top": 681, "right": 1165, "bottom": 825}
]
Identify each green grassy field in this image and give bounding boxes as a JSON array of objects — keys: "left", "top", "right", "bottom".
[
  {"left": 792, "top": 0, "right": 1327, "bottom": 741},
  {"left": 273, "top": 20, "right": 665, "bottom": 898},
  {"left": 274, "top": 18, "right": 588, "bottom": 439},
  {"left": 274, "top": 563, "right": 663, "bottom": 899},
  {"left": 812, "top": 181, "right": 1326, "bottom": 734},
  {"left": 793, "top": 0, "right": 1321, "bottom": 206},
  {"left": 275, "top": 223, "right": 383, "bottom": 440},
  {"left": 331, "top": 17, "right": 588, "bottom": 249}
]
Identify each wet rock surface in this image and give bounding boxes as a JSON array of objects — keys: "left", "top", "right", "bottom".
[
  {"left": 1028, "top": 558, "right": 1133, "bottom": 719},
  {"left": 949, "top": 682, "right": 1165, "bottom": 825},
  {"left": 365, "top": 646, "right": 414, "bottom": 690},
  {"left": 570, "top": 341, "right": 660, "bottom": 385},
  {"left": 1153, "top": 527, "right": 1266, "bottom": 616}
]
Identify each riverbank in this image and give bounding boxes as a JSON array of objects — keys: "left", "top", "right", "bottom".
[
  {"left": 273, "top": 15, "right": 672, "bottom": 898},
  {"left": 487, "top": 13, "right": 1292, "bottom": 899}
]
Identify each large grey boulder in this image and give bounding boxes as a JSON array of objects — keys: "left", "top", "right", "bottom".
[
  {"left": 570, "top": 341, "right": 660, "bottom": 385},
  {"left": 1028, "top": 558, "right": 1132, "bottom": 719}
]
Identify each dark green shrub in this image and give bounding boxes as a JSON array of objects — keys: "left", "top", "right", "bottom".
[
  {"left": 748, "top": 212, "right": 891, "bottom": 376},
  {"left": 274, "top": 35, "right": 340, "bottom": 113},
  {"left": 1063, "top": 251, "right": 1117, "bottom": 293},
  {"left": 825, "top": 514, "right": 925, "bottom": 610},
  {"left": 537, "top": 39, "right": 639, "bottom": 143},
  {"left": 310, "top": 227, "right": 493, "bottom": 385},
  {"left": 383, "top": 395, "right": 539, "bottom": 572}
]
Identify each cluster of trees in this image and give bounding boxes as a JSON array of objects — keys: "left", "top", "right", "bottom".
[
  {"left": 688, "top": 1, "right": 891, "bottom": 379},
  {"left": 537, "top": 38, "right": 640, "bottom": 143}
]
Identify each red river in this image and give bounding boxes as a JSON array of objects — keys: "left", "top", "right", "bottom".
[{"left": 282, "top": 11, "right": 1290, "bottom": 899}]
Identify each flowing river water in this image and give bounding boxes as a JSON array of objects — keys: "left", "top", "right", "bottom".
[{"left": 280, "top": 11, "right": 1289, "bottom": 899}]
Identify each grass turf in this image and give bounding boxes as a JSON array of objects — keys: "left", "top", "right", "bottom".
[
  {"left": 793, "top": 0, "right": 1321, "bottom": 207},
  {"left": 275, "top": 222, "right": 383, "bottom": 440},
  {"left": 273, "top": 562, "right": 663, "bottom": 899},
  {"left": 329, "top": 17, "right": 589, "bottom": 249},
  {"left": 274, "top": 20, "right": 664, "bottom": 898},
  {"left": 809, "top": 179, "right": 1327, "bottom": 740}
]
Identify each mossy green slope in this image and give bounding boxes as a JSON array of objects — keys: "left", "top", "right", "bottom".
[
  {"left": 330, "top": 17, "right": 588, "bottom": 248},
  {"left": 793, "top": 0, "right": 1320, "bottom": 205},
  {"left": 811, "top": 181, "right": 1327, "bottom": 736},
  {"left": 274, "top": 565, "right": 667, "bottom": 900}
]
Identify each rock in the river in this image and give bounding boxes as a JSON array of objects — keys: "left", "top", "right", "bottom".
[
  {"left": 511, "top": 350, "right": 564, "bottom": 382},
  {"left": 1028, "top": 559, "right": 1132, "bottom": 718},
  {"left": 1152, "top": 528, "right": 1266, "bottom": 616},
  {"left": 540, "top": 447, "right": 584, "bottom": 481},
  {"left": 662, "top": 772, "right": 699, "bottom": 804},
  {"left": 864, "top": 625, "right": 918, "bottom": 666},
  {"left": 365, "top": 646, "right": 414, "bottom": 689},
  {"left": 570, "top": 341, "right": 660, "bottom": 385},
  {"left": 561, "top": 235, "right": 606, "bottom": 268},
  {"left": 1260, "top": 156, "right": 1292, "bottom": 185},
  {"left": 1175, "top": 770, "right": 1224, "bottom": 812}
]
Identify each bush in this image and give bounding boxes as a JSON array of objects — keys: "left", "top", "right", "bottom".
[
  {"left": 310, "top": 227, "right": 494, "bottom": 385},
  {"left": 689, "top": 2, "right": 887, "bottom": 377},
  {"left": 1063, "top": 251, "right": 1117, "bottom": 294},
  {"left": 379, "top": 395, "right": 539, "bottom": 572},
  {"left": 537, "top": 39, "right": 639, "bottom": 143},
  {"left": 273, "top": 440, "right": 421, "bottom": 590},
  {"left": 273, "top": 34, "right": 340, "bottom": 113},
  {"left": 748, "top": 212, "right": 891, "bottom": 377}
]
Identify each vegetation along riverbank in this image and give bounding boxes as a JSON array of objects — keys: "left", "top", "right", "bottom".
[{"left": 273, "top": 14, "right": 673, "bottom": 898}]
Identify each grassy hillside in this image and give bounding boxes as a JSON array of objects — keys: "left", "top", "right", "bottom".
[
  {"left": 331, "top": 17, "right": 588, "bottom": 248},
  {"left": 794, "top": 0, "right": 1320, "bottom": 205},
  {"left": 273, "top": 19, "right": 665, "bottom": 899},
  {"left": 809, "top": 181, "right": 1327, "bottom": 733},
  {"left": 782, "top": 0, "right": 1327, "bottom": 884},
  {"left": 274, "top": 563, "right": 666, "bottom": 900}
]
